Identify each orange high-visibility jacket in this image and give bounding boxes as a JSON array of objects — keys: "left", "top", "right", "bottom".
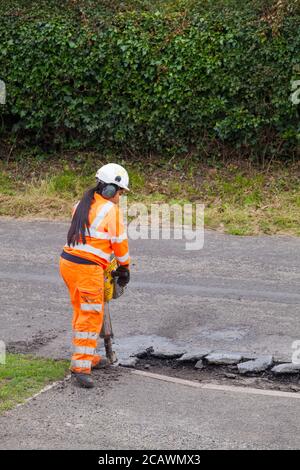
[{"left": 64, "top": 193, "right": 130, "bottom": 268}]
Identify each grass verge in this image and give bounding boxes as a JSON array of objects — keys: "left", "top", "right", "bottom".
[
  {"left": 0, "top": 151, "right": 299, "bottom": 236},
  {"left": 0, "top": 353, "right": 69, "bottom": 413}
]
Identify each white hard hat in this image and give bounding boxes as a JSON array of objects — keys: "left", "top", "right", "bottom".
[{"left": 95, "top": 163, "right": 129, "bottom": 191}]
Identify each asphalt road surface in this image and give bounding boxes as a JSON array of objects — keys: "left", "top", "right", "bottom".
[
  {"left": 0, "top": 368, "right": 300, "bottom": 450},
  {"left": 0, "top": 218, "right": 299, "bottom": 449},
  {"left": 1, "top": 218, "right": 299, "bottom": 360}
]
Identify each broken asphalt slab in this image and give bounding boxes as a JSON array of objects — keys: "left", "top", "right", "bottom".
[
  {"left": 204, "top": 352, "right": 243, "bottom": 365},
  {"left": 177, "top": 349, "right": 212, "bottom": 362},
  {"left": 112, "top": 340, "right": 300, "bottom": 379},
  {"left": 272, "top": 363, "right": 300, "bottom": 375},
  {"left": 237, "top": 356, "right": 274, "bottom": 374}
]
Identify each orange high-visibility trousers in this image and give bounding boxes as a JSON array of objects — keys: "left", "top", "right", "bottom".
[{"left": 59, "top": 257, "right": 105, "bottom": 374}]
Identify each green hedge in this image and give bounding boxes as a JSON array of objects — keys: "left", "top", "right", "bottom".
[{"left": 0, "top": 0, "right": 299, "bottom": 158}]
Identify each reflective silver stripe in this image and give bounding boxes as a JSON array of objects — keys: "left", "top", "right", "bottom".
[
  {"left": 90, "top": 201, "right": 114, "bottom": 231},
  {"left": 80, "top": 303, "right": 102, "bottom": 312},
  {"left": 86, "top": 230, "right": 128, "bottom": 243},
  {"left": 73, "top": 243, "right": 111, "bottom": 261},
  {"left": 73, "top": 346, "right": 95, "bottom": 356},
  {"left": 85, "top": 228, "right": 110, "bottom": 239},
  {"left": 115, "top": 252, "right": 130, "bottom": 263},
  {"left": 111, "top": 232, "right": 128, "bottom": 243},
  {"left": 73, "top": 331, "right": 98, "bottom": 341},
  {"left": 71, "top": 359, "right": 92, "bottom": 369}
]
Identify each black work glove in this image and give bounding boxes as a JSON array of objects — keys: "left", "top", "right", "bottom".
[{"left": 112, "top": 265, "right": 130, "bottom": 287}]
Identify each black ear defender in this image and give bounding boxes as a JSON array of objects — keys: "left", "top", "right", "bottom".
[
  {"left": 101, "top": 183, "right": 119, "bottom": 198},
  {"left": 97, "top": 175, "right": 123, "bottom": 198}
]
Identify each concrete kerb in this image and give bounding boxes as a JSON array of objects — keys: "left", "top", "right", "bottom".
[{"left": 9, "top": 374, "right": 72, "bottom": 414}]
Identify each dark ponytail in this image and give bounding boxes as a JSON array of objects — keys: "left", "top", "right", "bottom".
[{"left": 67, "top": 182, "right": 103, "bottom": 246}]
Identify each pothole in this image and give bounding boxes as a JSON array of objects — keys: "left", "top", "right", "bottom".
[
  {"left": 134, "top": 357, "right": 300, "bottom": 394},
  {"left": 7, "top": 331, "right": 58, "bottom": 354}
]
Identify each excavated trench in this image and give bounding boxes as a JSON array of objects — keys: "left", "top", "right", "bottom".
[
  {"left": 6, "top": 333, "right": 300, "bottom": 394},
  {"left": 134, "top": 356, "right": 300, "bottom": 394}
]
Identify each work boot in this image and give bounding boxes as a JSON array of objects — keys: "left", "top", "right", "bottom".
[
  {"left": 92, "top": 357, "right": 110, "bottom": 369},
  {"left": 72, "top": 372, "right": 94, "bottom": 388}
]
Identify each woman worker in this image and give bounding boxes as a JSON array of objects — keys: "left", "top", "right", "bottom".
[{"left": 60, "top": 163, "right": 130, "bottom": 388}]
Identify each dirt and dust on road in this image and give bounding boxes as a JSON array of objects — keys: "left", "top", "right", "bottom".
[{"left": 7, "top": 331, "right": 58, "bottom": 354}]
